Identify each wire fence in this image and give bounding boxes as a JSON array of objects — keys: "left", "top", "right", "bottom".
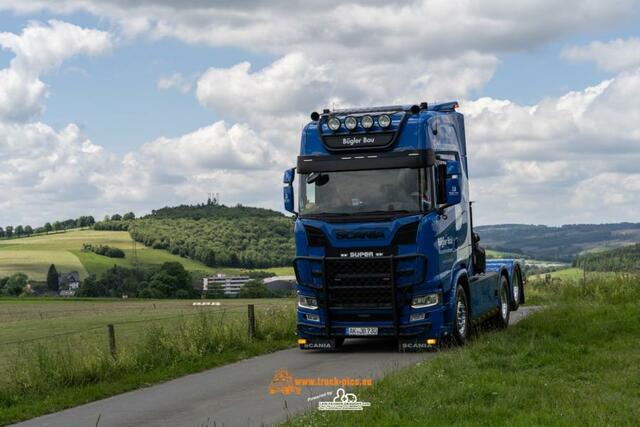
[{"left": 0, "top": 301, "right": 294, "bottom": 351}]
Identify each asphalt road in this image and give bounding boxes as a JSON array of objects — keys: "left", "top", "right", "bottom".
[{"left": 11, "top": 306, "right": 539, "bottom": 427}]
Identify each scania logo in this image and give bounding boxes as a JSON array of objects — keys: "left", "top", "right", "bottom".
[{"left": 335, "top": 230, "right": 385, "bottom": 240}]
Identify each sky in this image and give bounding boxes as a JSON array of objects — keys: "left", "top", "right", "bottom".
[{"left": 0, "top": 0, "right": 639, "bottom": 227}]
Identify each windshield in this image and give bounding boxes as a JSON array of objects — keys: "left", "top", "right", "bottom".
[{"left": 299, "top": 168, "right": 430, "bottom": 217}]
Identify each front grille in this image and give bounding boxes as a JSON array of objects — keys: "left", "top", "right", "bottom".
[{"left": 325, "top": 257, "right": 393, "bottom": 309}]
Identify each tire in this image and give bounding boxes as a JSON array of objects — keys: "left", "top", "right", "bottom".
[
  {"left": 493, "top": 275, "right": 510, "bottom": 329},
  {"left": 453, "top": 283, "right": 470, "bottom": 345},
  {"left": 510, "top": 267, "right": 522, "bottom": 311}
]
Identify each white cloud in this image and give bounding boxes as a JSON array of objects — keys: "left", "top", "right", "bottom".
[
  {"left": 157, "top": 72, "right": 191, "bottom": 93},
  {"left": 0, "top": 21, "right": 114, "bottom": 225},
  {"left": 1, "top": 4, "right": 640, "bottom": 227},
  {"left": 462, "top": 67, "right": 640, "bottom": 225},
  {"left": 0, "top": 20, "right": 112, "bottom": 122},
  {"left": 563, "top": 37, "right": 640, "bottom": 72}
]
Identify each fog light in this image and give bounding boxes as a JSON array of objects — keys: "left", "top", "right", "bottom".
[
  {"left": 344, "top": 116, "right": 357, "bottom": 130},
  {"left": 378, "top": 114, "right": 391, "bottom": 128},
  {"left": 411, "top": 293, "right": 440, "bottom": 308},
  {"left": 410, "top": 312, "right": 425, "bottom": 322},
  {"left": 427, "top": 338, "right": 437, "bottom": 345},
  {"left": 298, "top": 338, "right": 307, "bottom": 345},
  {"left": 306, "top": 313, "right": 320, "bottom": 322},
  {"left": 327, "top": 117, "right": 340, "bottom": 131},
  {"left": 361, "top": 115, "right": 374, "bottom": 129}
]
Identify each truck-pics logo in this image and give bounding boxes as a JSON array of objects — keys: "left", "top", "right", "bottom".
[
  {"left": 268, "top": 369, "right": 373, "bottom": 396},
  {"left": 318, "top": 388, "right": 371, "bottom": 411},
  {"left": 268, "top": 369, "right": 302, "bottom": 396}
]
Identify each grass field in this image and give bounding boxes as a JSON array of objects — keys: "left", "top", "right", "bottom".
[
  {"left": 0, "top": 297, "right": 296, "bottom": 425},
  {"left": 0, "top": 229, "right": 294, "bottom": 280},
  {"left": 288, "top": 275, "right": 640, "bottom": 426}
]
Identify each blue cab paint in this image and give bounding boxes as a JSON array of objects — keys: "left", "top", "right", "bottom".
[{"left": 283, "top": 102, "right": 525, "bottom": 351}]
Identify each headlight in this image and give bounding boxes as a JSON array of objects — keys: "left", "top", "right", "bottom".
[
  {"left": 378, "top": 114, "right": 391, "bottom": 128},
  {"left": 411, "top": 293, "right": 440, "bottom": 308},
  {"left": 327, "top": 117, "right": 341, "bottom": 131},
  {"left": 344, "top": 116, "right": 357, "bottom": 130},
  {"left": 361, "top": 115, "right": 374, "bottom": 129},
  {"left": 298, "top": 295, "right": 318, "bottom": 310}
]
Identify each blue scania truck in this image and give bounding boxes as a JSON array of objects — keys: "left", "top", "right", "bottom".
[{"left": 282, "top": 102, "right": 525, "bottom": 351}]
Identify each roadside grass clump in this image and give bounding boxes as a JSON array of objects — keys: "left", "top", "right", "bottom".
[
  {"left": 288, "top": 275, "right": 640, "bottom": 426},
  {"left": 0, "top": 305, "right": 296, "bottom": 425}
]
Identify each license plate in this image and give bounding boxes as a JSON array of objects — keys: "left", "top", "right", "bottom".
[{"left": 346, "top": 327, "right": 378, "bottom": 336}]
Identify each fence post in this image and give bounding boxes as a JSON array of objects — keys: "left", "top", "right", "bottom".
[
  {"left": 107, "top": 324, "right": 117, "bottom": 359},
  {"left": 247, "top": 304, "right": 256, "bottom": 339}
]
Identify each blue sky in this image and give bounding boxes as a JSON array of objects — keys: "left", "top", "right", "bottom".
[{"left": 0, "top": 1, "right": 639, "bottom": 227}]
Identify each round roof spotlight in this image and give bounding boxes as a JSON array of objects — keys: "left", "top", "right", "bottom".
[
  {"left": 344, "top": 116, "right": 358, "bottom": 131},
  {"left": 378, "top": 114, "right": 391, "bottom": 128},
  {"left": 410, "top": 104, "right": 421, "bottom": 114},
  {"left": 361, "top": 115, "right": 374, "bottom": 129},
  {"left": 310, "top": 111, "right": 320, "bottom": 121},
  {"left": 327, "top": 117, "right": 341, "bottom": 132}
]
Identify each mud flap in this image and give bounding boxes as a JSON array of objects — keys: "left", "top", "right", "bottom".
[
  {"left": 299, "top": 339, "right": 336, "bottom": 350},
  {"left": 398, "top": 340, "right": 438, "bottom": 353}
]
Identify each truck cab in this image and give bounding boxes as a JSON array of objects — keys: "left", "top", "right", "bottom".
[{"left": 283, "top": 102, "right": 524, "bottom": 351}]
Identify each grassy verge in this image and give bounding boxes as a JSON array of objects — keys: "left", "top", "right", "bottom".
[
  {"left": 288, "top": 275, "right": 640, "bottom": 426},
  {"left": 0, "top": 304, "right": 296, "bottom": 426}
]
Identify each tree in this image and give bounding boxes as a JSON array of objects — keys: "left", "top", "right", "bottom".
[
  {"left": 123, "top": 212, "right": 136, "bottom": 220},
  {"left": 239, "top": 279, "right": 269, "bottom": 298},
  {"left": 77, "top": 275, "right": 101, "bottom": 297},
  {"left": 14, "top": 225, "right": 24, "bottom": 237},
  {"left": 53, "top": 221, "right": 63, "bottom": 231},
  {"left": 111, "top": 214, "right": 122, "bottom": 221},
  {"left": 24, "top": 225, "right": 33, "bottom": 235},
  {"left": 4, "top": 273, "right": 28, "bottom": 296},
  {"left": 44, "top": 222, "right": 53, "bottom": 233},
  {"left": 47, "top": 264, "right": 59, "bottom": 291},
  {"left": 147, "top": 262, "right": 194, "bottom": 298},
  {"left": 0, "top": 227, "right": 4, "bottom": 238},
  {"left": 4, "top": 226, "right": 12, "bottom": 238}
]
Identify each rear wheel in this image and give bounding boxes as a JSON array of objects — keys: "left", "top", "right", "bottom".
[
  {"left": 493, "top": 275, "right": 510, "bottom": 329},
  {"left": 453, "top": 284, "right": 470, "bottom": 345},
  {"left": 510, "top": 267, "right": 522, "bottom": 311}
]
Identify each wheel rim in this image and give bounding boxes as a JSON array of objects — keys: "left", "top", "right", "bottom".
[
  {"left": 500, "top": 285, "right": 509, "bottom": 320},
  {"left": 513, "top": 273, "right": 520, "bottom": 303},
  {"left": 456, "top": 295, "right": 467, "bottom": 336}
]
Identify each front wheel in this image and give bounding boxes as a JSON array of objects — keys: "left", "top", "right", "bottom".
[
  {"left": 453, "top": 284, "right": 470, "bottom": 345},
  {"left": 493, "top": 275, "right": 510, "bottom": 329}
]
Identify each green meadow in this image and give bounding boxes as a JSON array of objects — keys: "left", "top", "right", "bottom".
[{"left": 0, "top": 229, "right": 293, "bottom": 280}]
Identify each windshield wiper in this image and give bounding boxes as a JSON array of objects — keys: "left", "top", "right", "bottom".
[
  {"left": 359, "top": 210, "right": 415, "bottom": 215},
  {"left": 302, "top": 212, "right": 355, "bottom": 217}
]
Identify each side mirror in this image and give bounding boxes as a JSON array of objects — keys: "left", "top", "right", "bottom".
[
  {"left": 283, "top": 168, "right": 295, "bottom": 184},
  {"left": 283, "top": 168, "right": 296, "bottom": 214},
  {"left": 445, "top": 160, "right": 462, "bottom": 206}
]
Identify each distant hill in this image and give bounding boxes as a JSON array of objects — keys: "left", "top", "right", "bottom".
[
  {"left": 146, "top": 203, "right": 284, "bottom": 220},
  {"left": 574, "top": 243, "right": 640, "bottom": 272},
  {"left": 96, "top": 203, "right": 294, "bottom": 269},
  {"left": 476, "top": 223, "right": 640, "bottom": 262}
]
